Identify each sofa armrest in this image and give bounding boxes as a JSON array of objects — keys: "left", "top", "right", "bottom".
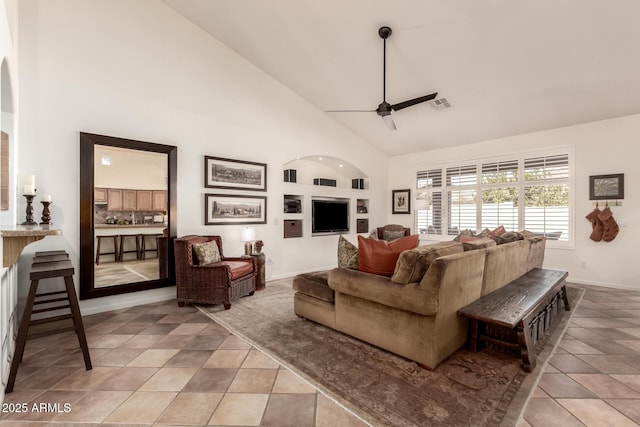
[{"left": 328, "top": 268, "right": 438, "bottom": 316}]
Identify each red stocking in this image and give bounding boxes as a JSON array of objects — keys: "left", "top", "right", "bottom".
[
  {"left": 585, "top": 208, "right": 603, "bottom": 242},
  {"left": 597, "top": 207, "right": 619, "bottom": 242}
]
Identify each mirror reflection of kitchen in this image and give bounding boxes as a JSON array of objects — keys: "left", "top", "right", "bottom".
[{"left": 94, "top": 145, "right": 168, "bottom": 288}]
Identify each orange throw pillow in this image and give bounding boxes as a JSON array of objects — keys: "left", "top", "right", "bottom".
[{"left": 358, "top": 234, "right": 419, "bottom": 276}]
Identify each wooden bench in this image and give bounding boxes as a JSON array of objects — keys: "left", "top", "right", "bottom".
[{"left": 457, "top": 268, "right": 570, "bottom": 372}]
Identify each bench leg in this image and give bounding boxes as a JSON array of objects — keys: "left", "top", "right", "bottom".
[
  {"left": 561, "top": 285, "right": 571, "bottom": 311},
  {"left": 517, "top": 319, "right": 536, "bottom": 372},
  {"left": 468, "top": 319, "right": 480, "bottom": 352}
]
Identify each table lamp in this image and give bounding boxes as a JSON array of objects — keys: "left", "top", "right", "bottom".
[{"left": 240, "top": 226, "right": 256, "bottom": 255}]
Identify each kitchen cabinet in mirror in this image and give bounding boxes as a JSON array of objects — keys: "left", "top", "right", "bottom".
[{"left": 80, "top": 132, "right": 177, "bottom": 299}]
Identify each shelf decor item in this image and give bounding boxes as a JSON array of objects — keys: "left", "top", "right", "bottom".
[
  {"left": 589, "top": 173, "right": 624, "bottom": 200},
  {"left": 205, "top": 156, "right": 267, "bottom": 191},
  {"left": 21, "top": 194, "right": 38, "bottom": 226},
  {"left": 22, "top": 174, "right": 38, "bottom": 226},
  {"left": 205, "top": 194, "right": 267, "bottom": 225},
  {"left": 40, "top": 195, "right": 52, "bottom": 225},
  {"left": 392, "top": 189, "right": 411, "bottom": 214}
]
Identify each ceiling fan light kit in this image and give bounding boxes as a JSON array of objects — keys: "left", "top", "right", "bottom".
[{"left": 328, "top": 26, "right": 439, "bottom": 131}]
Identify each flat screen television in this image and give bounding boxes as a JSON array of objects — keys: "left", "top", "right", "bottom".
[{"left": 312, "top": 198, "right": 349, "bottom": 234}]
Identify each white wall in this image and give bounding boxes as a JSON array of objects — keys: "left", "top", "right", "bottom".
[
  {"left": 17, "top": 0, "right": 388, "bottom": 313},
  {"left": 388, "top": 114, "right": 640, "bottom": 289},
  {"left": 0, "top": 0, "right": 20, "bottom": 405}
]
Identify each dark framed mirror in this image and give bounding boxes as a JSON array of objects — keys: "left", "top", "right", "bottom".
[{"left": 80, "top": 132, "right": 177, "bottom": 299}]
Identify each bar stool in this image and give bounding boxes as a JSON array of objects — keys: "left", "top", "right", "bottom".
[
  {"left": 118, "top": 234, "right": 141, "bottom": 262},
  {"left": 95, "top": 235, "right": 118, "bottom": 264},
  {"left": 5, "top": 251, "right": 91, "bottom": 393},
  {"left": 140, "top": 234, "right": 163, "bottom": 260}
]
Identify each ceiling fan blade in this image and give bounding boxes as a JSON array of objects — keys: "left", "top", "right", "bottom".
[
  {"left": 382, "top": 114, "right": 396, "bottom": 130},
  {"left": 325, "top": 109, "right": 376, "bottom": 113},
  {"left": 391, "top": 92, "right": 438, "bottom": 111}
]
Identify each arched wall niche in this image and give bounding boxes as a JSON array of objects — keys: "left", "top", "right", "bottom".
[
  {"left": 283, "top": 155, "right": 369, "bottom": 189},
  {"left": 1, "top": 58, "right": 15, "bottom": 221}
]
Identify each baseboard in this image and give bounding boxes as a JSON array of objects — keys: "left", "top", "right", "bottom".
[
  {"left": 79, "top": 287, "right": 176, "bottom": 316},
  {"left": 268, "top": 265, "right": 336, "bottom": 282},
  {"left": 567, "top": 278, "right": 639, "bottom": 291}
]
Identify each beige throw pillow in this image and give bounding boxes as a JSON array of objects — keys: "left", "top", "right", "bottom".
[
  {"left": 391, "top": 241, "right": 463, "bottom": 284},
  {"left": 192, "top": 240, "right": 221, "bottom": 265}
]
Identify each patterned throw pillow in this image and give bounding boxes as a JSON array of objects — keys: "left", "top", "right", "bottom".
[
  {"left": 368, "top": 230, "right": 379, "bottom": 240},
  {"left": 192, "top": 240, "right": 221, "bottom": 265},
  {"left": 490, "top": 231, "right": 524, "bottom": 245},
  {"left": 337, "top": 235, "right": 359, "bottom": 270},
  {"left": 453, "top": 229, "right": 475, "bottom": 242},
  {"left": 383, "top": 230, "right": 406, "bottom": 241}
]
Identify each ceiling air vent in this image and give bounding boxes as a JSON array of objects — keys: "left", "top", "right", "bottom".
[{"left": 429, "top": 98, "right": 451, "bottom": 111}]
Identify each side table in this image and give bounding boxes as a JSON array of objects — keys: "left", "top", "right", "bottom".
[{"left": 243, "top": 252, "right": 266, "bottom": 290}]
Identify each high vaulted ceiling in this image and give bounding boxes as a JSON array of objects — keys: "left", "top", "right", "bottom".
[{"left": 162, "top": 0, "right": 640, "bottom": 155}]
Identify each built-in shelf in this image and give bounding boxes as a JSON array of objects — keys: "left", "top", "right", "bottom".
[
  {"left": 357, "top": 199, "right": 369, "bottom": 215},
  {"left": 284, "top": 194, "right": 303, "bottom": 214},
  {"left": 0, "top": 226, "right": 63, "bottom": 267}
]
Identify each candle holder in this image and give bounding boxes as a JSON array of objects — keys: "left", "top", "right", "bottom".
[
  {"left": 22, "top": 194, "right": 38, "bottom": 226},
  {"left": 40, "top": 201, "right": 52, "bottom": 225}
]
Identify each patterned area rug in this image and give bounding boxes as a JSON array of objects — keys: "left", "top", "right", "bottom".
[{"left": 198, "top": 277, "right": 583, "bottom": 427}]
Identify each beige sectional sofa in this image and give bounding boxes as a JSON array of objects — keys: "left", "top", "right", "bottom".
[{"left": 293, "top": 235, "right": 546, "bottom": 369}]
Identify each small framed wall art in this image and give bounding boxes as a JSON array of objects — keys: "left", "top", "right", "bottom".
[
  {"left": 205, "top": 156, "right": 267, "bottom": 191},
  {"left": 205, "top": 194, "right": 267, "bottom": 225},
  {"left": 392, "top": 189, "right": 411, "bottom": 214},
  {"left": 589, "top": 173, "right": 624, "bottom": 200}
]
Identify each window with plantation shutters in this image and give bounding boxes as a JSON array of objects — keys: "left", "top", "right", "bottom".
[
  {"left": 523, "top": 154, "right": 570, "bottom": 241},
  {"left": 446, "top": 165, "right": 477, "bottom": 235},
  {"left": 481, "top": 160, "right": 519, "bottom": 231},
  {"left": 416, "top": 169, "right": 442, "bottom": 234},
  {"left": 415, "top": 149, "right": 571, "bottom": 245}
]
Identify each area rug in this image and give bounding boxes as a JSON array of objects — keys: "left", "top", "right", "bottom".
[{"left": 197, "top": 278, "right": 583, "bottom": 427}]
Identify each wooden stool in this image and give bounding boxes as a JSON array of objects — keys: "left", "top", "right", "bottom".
[
  {"left": 95, "top": 235, "right": 118, "bottom": 264},
  {"left": 140, "top": 234, "right": 162, "bottom": 260},
  {"left": 118, "top": 234, "right": 141, "bottom": 262},
  {"left": 5, "top": 252, "right": 91, "bottom": 393}
]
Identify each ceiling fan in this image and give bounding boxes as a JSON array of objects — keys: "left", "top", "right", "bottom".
[{"left": 327, "top": 26, "right": 438, "bottom": 131}]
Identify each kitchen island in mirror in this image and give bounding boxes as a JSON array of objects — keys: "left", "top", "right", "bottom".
[
  {"left": 80, "top": 133, "right": 177, "bottom": 300},
  {"left": 94, "top": 224, "right": 167, "bottom": 288}
]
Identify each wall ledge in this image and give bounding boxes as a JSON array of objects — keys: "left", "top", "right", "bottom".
[{"left": 0, "top": 226, "right": 62, "bottom": 267}]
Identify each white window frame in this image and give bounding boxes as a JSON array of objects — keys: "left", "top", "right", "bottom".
[{"left": 415, "top": 146, "right": 574, "bottom": 249}]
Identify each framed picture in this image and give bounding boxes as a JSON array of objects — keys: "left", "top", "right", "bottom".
[
  {"left": 589, "top": 173, "right": 624, "bottom": 200},
  {"left": 205, "top": 194, "right": 267, "bottom": 225},
  {"left": 205, "top": 156, "right": 267, "bottom": 191},
  {"left": 392, "top": 189, "right": 411, "bottom": 214}
]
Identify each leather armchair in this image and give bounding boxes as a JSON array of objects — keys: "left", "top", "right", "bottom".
[{"left": 376, "top": 224, "right": 411, "bottom": 241}]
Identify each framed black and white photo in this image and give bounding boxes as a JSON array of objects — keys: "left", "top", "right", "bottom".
[
  {"left": 204, "top": 156, "right": 267, "bottom": 191},
  {"left": 205, "top": 194, "right": 267, "bottom": 225},
  {"left": 392, "top": 189, "right": 411, "bottom": 214},
  {"left": 589, "top": 173, "right": 624, "bottom": 200}
]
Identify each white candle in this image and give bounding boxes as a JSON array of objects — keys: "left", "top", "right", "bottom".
[
  {"left": 41, "top": 194, "right": 52, "bottom": 202},
  {"left": 24, "top": 175, "right": 35, "bottom": 186},
  {"left": 23, "top": 185, "right": 35, "bottom": 195}
]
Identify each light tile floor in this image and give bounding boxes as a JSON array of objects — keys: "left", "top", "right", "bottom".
[
  {"left": 0, "top": 300, "right": 367, "bottom": 426},
  {"left": 2, "top": 284, "right": 640, "bottom": 426},
  {"left": 520, "top": 285, "right": 640, "bottom": 426}
]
